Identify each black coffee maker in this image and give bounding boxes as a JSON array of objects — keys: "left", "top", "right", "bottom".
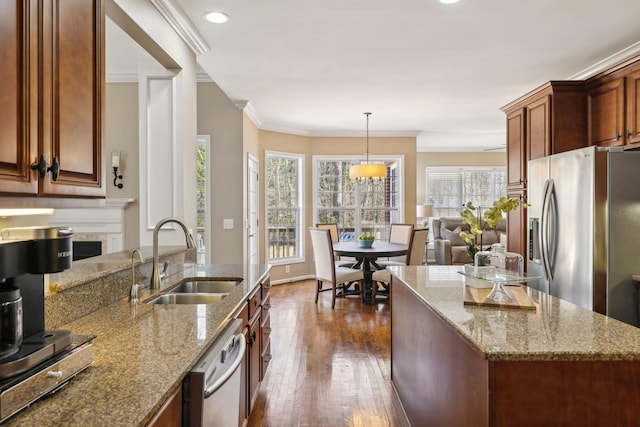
[{"left": 0, "top": 226, "right": 73, "bottom": 375}]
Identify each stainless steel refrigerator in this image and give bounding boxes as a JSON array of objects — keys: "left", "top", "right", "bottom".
[{"left": 527, "top": 146, "right": 640, "bottom": 326}]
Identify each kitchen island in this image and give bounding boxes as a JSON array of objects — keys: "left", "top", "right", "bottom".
[
  {"left": 390, "top": 265, "right": 640, "bottom": 427},
  {"left": 6, "top": 258, "right": 271, "bottom": 426}
]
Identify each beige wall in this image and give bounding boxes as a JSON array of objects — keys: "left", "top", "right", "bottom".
[
  {"left": 416, "top": 151, "right": 507, "bottom": 205},
  {"left": 197, "top": 82, "right": 244, "bottom": 263},
  {"left": 106, "top": 83, "right": 140, "bottom": 250}
]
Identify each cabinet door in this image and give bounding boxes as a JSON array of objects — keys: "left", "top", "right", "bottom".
[
  {"left": 147, "top": 385, "right": 182, "bottom": 427},
  {"left": 248, "top": 312, "right": 261, "bottom": 412},
  {"left": 587, "top": 78, "right": 625, "bottom": 147},
  {"left": 0, "top": 1, "right": 38, "bottom": 195},
  {"left": 39, "top": 0, "right": 104, "bottom": 197},
  {"left": 625, "top": 70, "right": 640, "bottom": 146},
  {"left": 506, "top": 109, "right": 526, "bottom": 190},
  {"left": 527, "top": 96, "right": 551, "bottom": 160},
  {"left": 506, "top": 190, "right": 527, "bottom": 261}
]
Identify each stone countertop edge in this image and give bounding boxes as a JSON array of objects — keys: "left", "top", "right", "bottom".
[
  {"left": 8, "top": 263, "right": 271, "bottom": 427},
  {"left": 46, "top": 246, "right": 190, "bottom": 293},
  {"left": 389, "top": 265, "right": 640, "bottom": 363}
]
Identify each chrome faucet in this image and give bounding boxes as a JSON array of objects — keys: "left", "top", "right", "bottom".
[
  {"left": 130, "top": 248, "right": 144, "bottom": 303},
  {"left": 150, "top": 217, "right": 196, "bottom": 289}
]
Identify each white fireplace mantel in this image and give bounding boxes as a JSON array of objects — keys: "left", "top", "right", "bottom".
[{"left": 48, "top": 198, "right": 135, "bottom": 254}]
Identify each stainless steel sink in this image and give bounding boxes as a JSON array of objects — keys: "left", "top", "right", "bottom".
[
  {"left": 147, "top": 293, "right": 229, "bottom": 305},
  {"left": 171, "top": 280, "right": 242, "bottom": 294}
]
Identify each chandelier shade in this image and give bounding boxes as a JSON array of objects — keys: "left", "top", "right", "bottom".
[
  {"left": 349, "top": 112, "right": 387, "bottom": 182},
  {"left": 348, "top": 163, "right": 387, "bottom": 180}
]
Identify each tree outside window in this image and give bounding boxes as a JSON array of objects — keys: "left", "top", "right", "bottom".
[
  {"left": 315, "top": 156, "right": 402, "bottom": 240},
  {"left": 265, "top": 152, "right": 303, "bottom": 262}
]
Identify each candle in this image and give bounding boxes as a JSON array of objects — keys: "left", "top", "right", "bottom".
[{"left": 111, "top": 150, "right": 120, "bottom": 169}]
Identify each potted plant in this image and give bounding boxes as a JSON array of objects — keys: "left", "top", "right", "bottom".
[
  {"left": 459, "top": 196, "right": 527, "bottom": 262},
  {"left": 357, "top": 233, "right": 376, "bottom": 248}
]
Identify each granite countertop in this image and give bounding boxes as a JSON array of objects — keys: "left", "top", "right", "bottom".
[
  {"left": 389, "top": 265, "right": 640, "bottom": 362},
  {"left": 8, "top": 263, "right": 271, "bottom": 426}
]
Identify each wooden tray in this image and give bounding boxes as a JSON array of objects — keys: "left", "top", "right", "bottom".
[{"left": 463, "top": 284, "right": 536, "bottom": 311}]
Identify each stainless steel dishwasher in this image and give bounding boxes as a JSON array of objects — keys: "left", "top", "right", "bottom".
[{"left": 183, "top": 319, "right": 246, "bottom": 426}]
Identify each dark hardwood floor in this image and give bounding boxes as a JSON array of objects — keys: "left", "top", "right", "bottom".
[{"left": 247, "top": 280, "right": 410, "bottom": 427}]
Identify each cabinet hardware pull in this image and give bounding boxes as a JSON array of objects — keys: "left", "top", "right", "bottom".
[
  {"left": 616, "top": 132, "right": 621, "bottom": 141},
  {"left": 627, "top": 130, "right": 633, "bottom": 139},
  {"left": 47, "top": 370, "right": 63, "bottom": 379},
  {"left": 31, "top": 155, "right": 60, "bottom": 181}
]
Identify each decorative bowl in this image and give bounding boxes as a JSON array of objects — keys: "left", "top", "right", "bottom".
[{"left": 358, "top": 238, "right": 374, "bottom": 248}]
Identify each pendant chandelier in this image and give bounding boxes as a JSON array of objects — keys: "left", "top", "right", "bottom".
[{"left": 348, "top": 112, "right": 387, "bottom": 182}]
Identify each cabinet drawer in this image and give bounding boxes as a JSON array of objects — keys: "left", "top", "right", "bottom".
[
  {"left": 261, "top": 339, "right": 272, "bottom": 380},
  {"left": 247, "top": 288, "right": 261, "bottom": 319},
  {"left": 261, "top": 293, "right": 271, "bottom": 314},
  {"left": 261, "top": 310, "right": 271, "bottom": 343},
  {"left": 261, "top": 279, "right": 271, "bottom": 303}
]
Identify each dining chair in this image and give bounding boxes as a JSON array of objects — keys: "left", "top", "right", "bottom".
[
  {"left": 315, "top": 223, "right": 339, "bottom": 243},
  {"left": 309, "top": 228, "right": 364, "bottom": 309},
  {"left": 372, "top": 228, "right": 428, "bottom": 300},
  {"left": 315, "top": 223, "right": 356, "bottom": 267},
  {"left": 384, "top": 223, "right": 414, "bottom": 263}
]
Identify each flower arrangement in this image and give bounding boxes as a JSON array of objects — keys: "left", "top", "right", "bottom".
[{"left": 459, "top": 196, "right": 528, "bottom": 260}]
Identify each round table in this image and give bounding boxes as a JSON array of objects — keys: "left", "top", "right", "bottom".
[{"left": 333, "top": 241, "right": 408, "bottom": 303}]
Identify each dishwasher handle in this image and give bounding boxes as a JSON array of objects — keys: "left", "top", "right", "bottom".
[{"left": 203, "top": 334, "right": 246, "bottom": 398}]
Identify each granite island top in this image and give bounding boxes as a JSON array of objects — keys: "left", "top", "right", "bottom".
[
  {"left": 389, "top": 265, "right": 640, "bottom": 362},
  {"left": 8, "top": 262, "right": 271, "bottom": 426}
]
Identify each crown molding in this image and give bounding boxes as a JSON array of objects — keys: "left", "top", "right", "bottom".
[
  {"left": 568, "top": 41, "right": 640, "bottom": 80},
  {"left": 196, "top": 70, "right": 213, "bottom": 82},
  {"left": 243, "top": 103, "right": 263, "bottom": 129},
  {"left": 232, "top": 100, "right": 249, "bottom": 110},
  {"left": 149, "top": 0, "right": 210, "bottom": 56}
]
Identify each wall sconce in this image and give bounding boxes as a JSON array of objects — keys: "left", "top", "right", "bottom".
[{"left": 112, "top": 150, "right": 123, "bottom": 189}]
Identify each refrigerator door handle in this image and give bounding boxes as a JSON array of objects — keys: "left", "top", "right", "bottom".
[{"left": 540, "top": 179, "right": 554, "bottom": 281}]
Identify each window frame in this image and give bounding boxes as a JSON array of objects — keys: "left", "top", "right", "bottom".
[
  {"left": 425, "top": 166, "right": 507, "bottom": 218},
  {"left": 264, "top": 150, "right": 305, "bottom": 265},
  {"left": 312, "top": 154, "right": 405, "bottom": 239}
]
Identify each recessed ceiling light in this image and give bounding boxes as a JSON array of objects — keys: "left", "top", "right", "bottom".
[
  {"left": 439, "top": 0, "right": 460, "bottom": 4},
  {"left": 204, "top": 11, "right": 229, "bottom": 24}
]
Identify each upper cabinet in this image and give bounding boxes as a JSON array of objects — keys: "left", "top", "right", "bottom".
[
  {"left": 502, "top": 81, "right": 587, "bottom": 255},
  {"left": 502, "top": 81, "right": 587, "bottom": 191},
  {"left": 587, "top": 69, "right": 640, "bottom": 148},
  {"left": 505, "top": 109, "right": 526, "bottom": 190},
  {"left": 0, "top": 0, "right": 104, "bottom": 198}
]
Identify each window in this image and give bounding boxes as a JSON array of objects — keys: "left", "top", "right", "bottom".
[
  {"left": 314, "top": 156, "right": 403, "bottom": 240},
  {"left": 426, "top": 167, "right": 506, "bottom": 217},
  {"left": 265, "top": 152, "right": 303, "bottom": 263}
]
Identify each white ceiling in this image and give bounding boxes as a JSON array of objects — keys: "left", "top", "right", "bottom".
[{"left": 108, "top": 0, "right": 640, "bottom": 152}]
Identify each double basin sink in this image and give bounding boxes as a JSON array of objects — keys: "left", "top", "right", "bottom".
[{"left": 147, "top": 279, "right": 242, "bottom": 305}]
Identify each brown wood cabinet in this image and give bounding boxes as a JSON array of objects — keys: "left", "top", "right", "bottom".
[
  {"left": 506, "top": 189, "right": 527, "bottom": 260},
  {"left": 392, "top": 277, "right": 640, "bottom": 427},
  {"left": 147, "top": 385, "right": 182, "bottom": 427},
  {"left": 0, "top": 0, "right": 104, "bottom": 198},
  {"left": 502, "top": 81, "right": 587, "bottom": 254},
  {"left": 260, "top": 278, "right": 272, "bottom": 379},
  {"left": 587, "top": 70, "right": 640, "bottom": 148},
  {"left": 235, "top": 276, "right": 272, "bottom": 425}
]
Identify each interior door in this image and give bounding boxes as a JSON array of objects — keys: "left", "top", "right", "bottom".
[{"left": 247, "top": 154, "right": 259, "bottom": 264}]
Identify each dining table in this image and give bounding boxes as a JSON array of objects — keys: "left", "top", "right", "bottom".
[{"left": 333, "top": 240, "right": 409, "bottom": 304}]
